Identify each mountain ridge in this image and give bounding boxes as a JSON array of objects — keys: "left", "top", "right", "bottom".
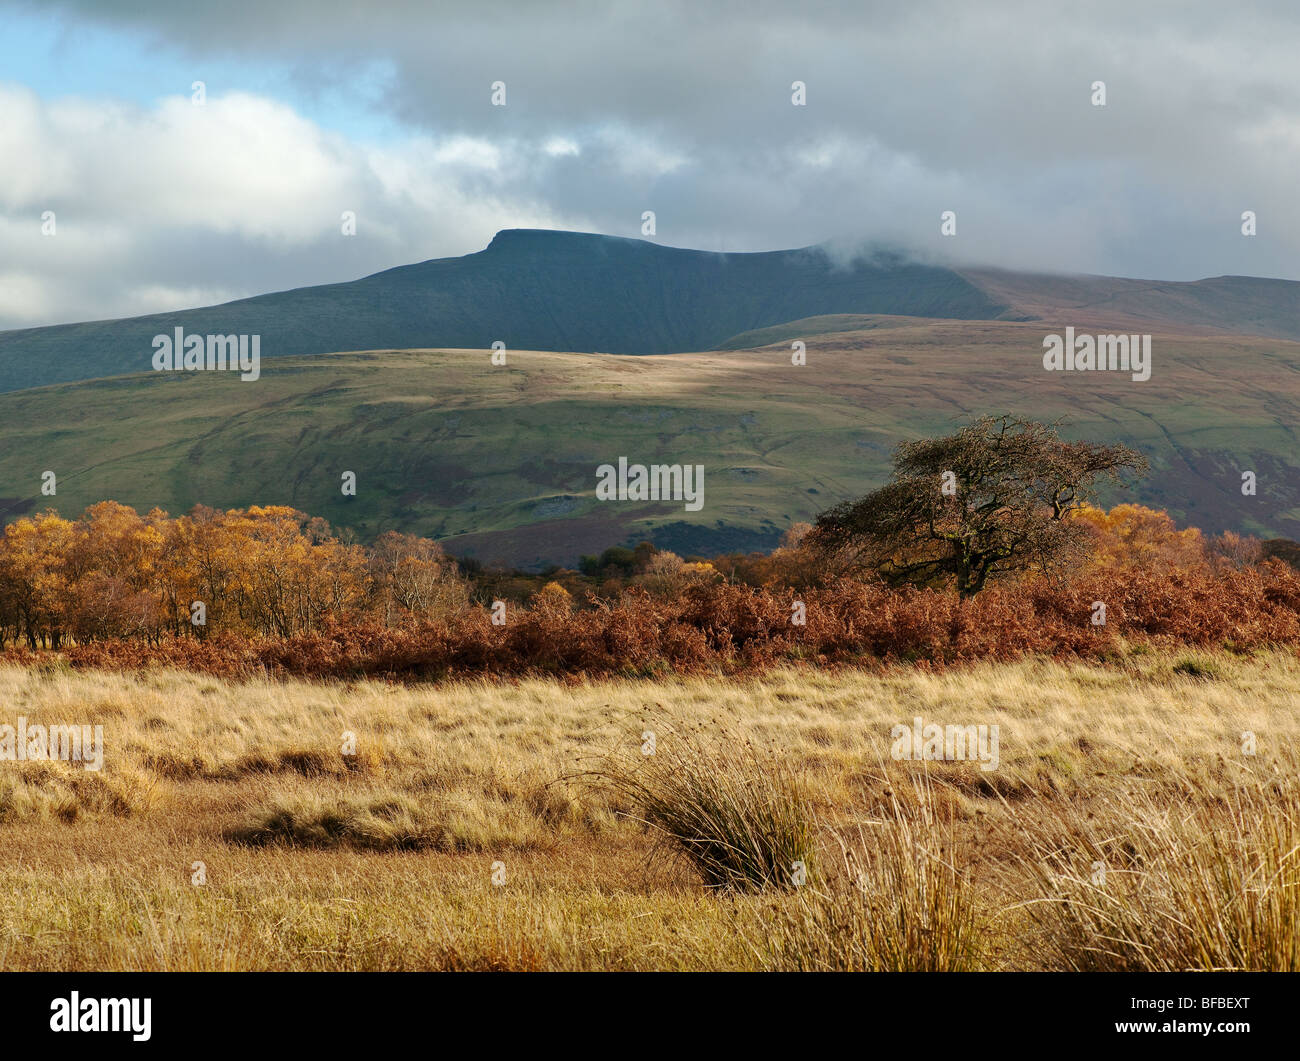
[
  {"left": 0, "top": 229, "right": 1011, "bottom": 393},
  {"left": 10, "top": 228, "right": 1300, "bottom": 397}
]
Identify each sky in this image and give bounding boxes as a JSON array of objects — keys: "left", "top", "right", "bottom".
[{"left": 1, "top": 0, "right": 1297, "bottom": 329}]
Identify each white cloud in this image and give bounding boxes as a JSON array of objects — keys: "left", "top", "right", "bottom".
[
  {"left": 0, "top": 271, "right": 56, "bottom": 324},
  {"left": 119, "top": 283, "right": 246, "bottom": 316},
  {"left": 543, "top": 137, "right": 580, "bottom": 158},
  {"left": 0, "top": 85, "right": 589, "bottom": 327}
]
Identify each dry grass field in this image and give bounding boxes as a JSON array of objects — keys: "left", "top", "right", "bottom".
[{"left": 1, "top": 649, "right": 1297, "bottom": 971}]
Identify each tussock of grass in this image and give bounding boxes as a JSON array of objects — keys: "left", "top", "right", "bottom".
[
  {"left": 586, "top": 723, "right": 815, "bottom": 892},
  {"left": 227, "top": 789, "right": 547, "bottom": 853},
  {"left": 1016, "top": 769, "right": 1300, "bottom": 971},
  {"left": 750, "top": 776, "right": 986, "bottom": 970},
  {"left": 0, "top": 763, "right": 161, "bottom": 822},
  {"left": 145, "top": 744, "right": 383, "bottom": 781},
  {"left": 1171, "top": 654, "right": 1227, "bottom": 680}
]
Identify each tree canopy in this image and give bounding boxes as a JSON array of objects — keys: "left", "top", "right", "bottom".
[{"left": 811, "top": 415, "right": 1148, "bottom": 596}]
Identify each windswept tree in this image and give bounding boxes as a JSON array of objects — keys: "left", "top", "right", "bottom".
[{"left": 810, "top": 415, "right": 1148, "bottom": 597}]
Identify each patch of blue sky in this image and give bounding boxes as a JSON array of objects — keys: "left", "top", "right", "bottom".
[{"left": 0, "top": 7, "right": 405, "bottom": 144}]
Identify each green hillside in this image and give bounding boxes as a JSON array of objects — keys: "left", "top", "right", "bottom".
[{"left": 2, "top": 317, "right": 1298, "bottom": 567}]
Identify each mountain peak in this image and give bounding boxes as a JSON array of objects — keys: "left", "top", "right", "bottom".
[{"left": 484, "top": 228, "right": 646, "bottom": 253}]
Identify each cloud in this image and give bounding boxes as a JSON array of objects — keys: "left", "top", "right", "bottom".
[
  {"left": 2, "top": 0, "right": 1300, "bottom": 328},
  {"left": 0, "top": 84, "right": 583, "bottom": 327}
]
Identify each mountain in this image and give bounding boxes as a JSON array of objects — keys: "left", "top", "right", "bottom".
[
  {"left": 5, "top": 229, "right": 1300, "bottom": 397},
  {"left": 0, "top": 230, "right": 1012, "bottom": 394}
]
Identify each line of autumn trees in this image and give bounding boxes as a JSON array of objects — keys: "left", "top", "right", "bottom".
[
  {"left": 0, "top": 503, "right": 470, "bottom": 648},
  {"left": 0, "top": 416, "right": 1288, "bottom": 650}
]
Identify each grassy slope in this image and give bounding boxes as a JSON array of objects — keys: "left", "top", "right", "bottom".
[{"left": 1, "top": 316, "right": 1299, "bottom": 565}]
